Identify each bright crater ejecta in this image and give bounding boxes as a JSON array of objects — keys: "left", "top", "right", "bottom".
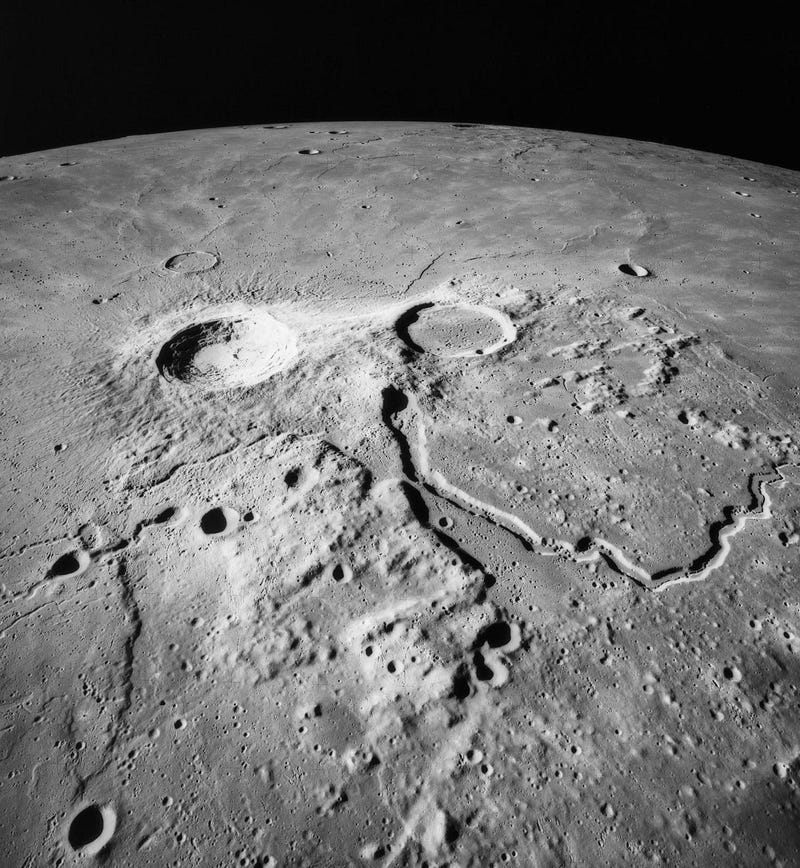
[{"left": 0, "top": 122, "right": 799, "bottom": 867}]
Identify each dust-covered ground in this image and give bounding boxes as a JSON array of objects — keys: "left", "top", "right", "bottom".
[{"left": 1, "top": 123, "right": 800, "bottom": 867}]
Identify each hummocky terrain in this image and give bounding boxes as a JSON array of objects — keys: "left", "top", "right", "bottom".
[{"left": 1, "top": 123, "right": 799, "bottom": 867}]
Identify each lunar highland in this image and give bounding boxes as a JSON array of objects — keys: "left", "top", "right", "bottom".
[{"left": 1, "top": 123, "right": 799, "bottom": 867}]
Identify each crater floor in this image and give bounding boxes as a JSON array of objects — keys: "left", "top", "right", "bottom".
[{"left": 1, "top": 122, "right": 800, "bottom": 867}]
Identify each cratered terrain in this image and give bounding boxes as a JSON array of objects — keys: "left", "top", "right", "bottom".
[{"left": 1, "top": 123, "right": 800, "bottom": 867}]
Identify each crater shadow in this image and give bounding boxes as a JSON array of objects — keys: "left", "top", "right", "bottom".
[{"left": 394, "top": 302, "right": 435, "bottom": 355}]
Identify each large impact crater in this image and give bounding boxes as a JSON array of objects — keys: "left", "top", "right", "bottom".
[{"left": 155, "top": 310, "right": 297, "bottom": 391}]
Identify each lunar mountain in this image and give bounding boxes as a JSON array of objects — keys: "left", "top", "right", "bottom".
[{"left": 1, "top": 122, "right": 799, "bottom": 867}]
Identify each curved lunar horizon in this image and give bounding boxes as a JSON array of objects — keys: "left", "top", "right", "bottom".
[{"left": 1, "top": 122, "right": 799, "bottom": 867}]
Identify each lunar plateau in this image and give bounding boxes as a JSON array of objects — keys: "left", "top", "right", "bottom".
[{"left": 1, "top": 122, "right": 800, "bottom": 867}]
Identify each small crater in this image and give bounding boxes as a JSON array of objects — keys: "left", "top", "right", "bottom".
[
  {"left": 200, "top": 507, "right": 230, "bottom": 536},
  {"left": 476, "top": 621, "right": 512, "bottom": 649},
  {"left": 618, "top": 263, "right": 650, "bottom": 277},
  {"left": 91, "top": 292, "right": 119, "bottom": 306},
  {"left": 0, "top": 175, "right": 18, "bottom": 181},
  {"left": 734, "top": 191, "right": 751, "bottom": 197},
  {"left": 51, "top": 552, "right": 82, "bottom": 577},
  {"left": 332, "top": 563, "right": 353, "bottom": 583},
  {"left": 67, "top": 804, "right": 116, "bottom": 856},
  {"left": 473, "top": 651, "right": 494, "bottom": 681},
  {"left": 750, "top": 213, "right": 762, "bottom": 218},
  {"left": 451, "top": 667, "right": 472, "bottom": 700},
  {"left": 465, "top": 748, "right": 483, "bottom": 764},
  {"left": 163, "top": 251, "right": 219, "bottom": 274},
  {"left": 298, "top": 149, "right": 321, "bottom": 155},
  {"left": 779, "top": 530, "right": 800, "bottom": 547},
  {"left": 153, "top": 506, "right": 177, "bottom": 524},
  {"left": 59, "top": 161, "right": 78, "bottom": 167},
  {"left": 68, "top": 805, "right": 104, "bottom": 851},
  {"left": 723, "top": 665, "right": 742, "bottom": 683},
  {"left": 774, "top": 762, "right": 790, "bottom": 780}
]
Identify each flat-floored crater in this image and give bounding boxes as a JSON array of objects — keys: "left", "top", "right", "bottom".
[
  {"left": 155, "top": 311, "right": 297, "bottom": 391},
  {"left": 163, "top": 251, "right": 219, "bottom": 273},
  {"left": 402, "top": 302, "right": 516, "bottom": 358}
]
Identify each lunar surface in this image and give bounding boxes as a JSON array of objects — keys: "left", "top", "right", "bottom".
[{"left": 1, "top": 122, "right": 799, "bottom": 867}]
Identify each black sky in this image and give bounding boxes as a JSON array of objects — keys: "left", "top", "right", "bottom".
[{"left": 2, "top": 5, "right": 797, "bottom": 170}]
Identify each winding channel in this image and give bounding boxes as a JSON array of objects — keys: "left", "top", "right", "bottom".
[{"left": 389, "top": 388, "right": 791, "bottom": 594}]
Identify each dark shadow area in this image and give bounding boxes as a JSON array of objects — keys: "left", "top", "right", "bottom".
[
  {"left": 51, "top": 552, "right": 80, "bottom": 576},
  {"left": 394, "top": 303, "right": 434, "bottom": 357},
  {"left": 153, "top": 506, "right": 176, "bottom": 524},
  {"left": 474, "top": 621, "right": 511, "bottom": 649},
  {"left": 473, "top": 650, "right": 494, "bottom": 681},
  {"left": 381, "top": 385, "right": 497, "bottom": 590},
  {"left": 200, "top": 507, "right": 227, "bottom": 535},
  {"left": 2, "top": 7, "right": 795, "bottom": 169},
  {"left": 156, "top": 320, "right": 234, "bottom": 384},
  {"left": 380, "top": 385, "right": 414, "bottom": 479},
  {"left": 618, "top": 263, "right": 651, "bottom": 278},
  {"left": 451, "top": 663, "right": 472, "bottom": 700},
  {"left": 68, "top": 805, "right": 103, "bottom": 851}
]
